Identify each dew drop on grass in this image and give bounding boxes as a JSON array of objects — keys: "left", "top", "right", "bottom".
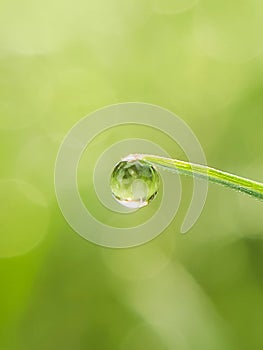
[{"left": 110, "top": 157, "right": 160, "bottom": 209}]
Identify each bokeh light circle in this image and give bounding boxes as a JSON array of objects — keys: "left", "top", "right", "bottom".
[{"left": 54, "top": 103, "right": 208, "bottom": 248}]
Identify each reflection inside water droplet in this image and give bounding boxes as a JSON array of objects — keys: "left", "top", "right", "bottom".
[{"left": 110, "top": 156, "right": 160, "bottom": 209}]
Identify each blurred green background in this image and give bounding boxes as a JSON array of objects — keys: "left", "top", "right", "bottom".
[{"left": 1, "top": 0, "right": 263, "bottom": 349}]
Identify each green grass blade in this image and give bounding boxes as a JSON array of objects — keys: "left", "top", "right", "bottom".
[{"left": 142, "top": 154, "right": 263, "bottom": 201}]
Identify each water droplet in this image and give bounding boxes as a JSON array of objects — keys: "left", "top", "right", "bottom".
[{"left": 110, "top": 157, "right": 160, "bottom": 209}]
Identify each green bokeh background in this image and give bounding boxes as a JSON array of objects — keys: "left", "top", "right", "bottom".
[{"left": 1, "top": 1, "right": 263, "bottom": 349}]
